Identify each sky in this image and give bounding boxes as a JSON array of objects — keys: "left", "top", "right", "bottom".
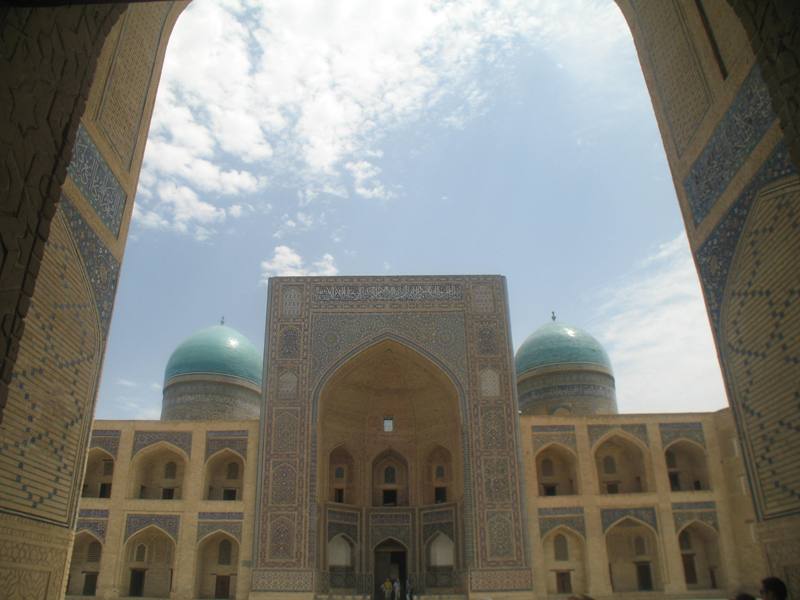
[{"left": 94, "top": 0, "right": 727, "bottom": 420}]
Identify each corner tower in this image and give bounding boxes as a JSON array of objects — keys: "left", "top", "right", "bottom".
[
  {"left": 515, "top": 320, "right": 617, "bottom": 415},
  {"left": 161, "top": 324, "right": 262, "bottom": 420}
]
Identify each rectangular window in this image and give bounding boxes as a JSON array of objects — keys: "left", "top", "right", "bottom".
[
  {"left": 606, "top": 482, "right": 619, "bottom": 494},
  {"left": 99, "top": 483, "right": 112, "bottom": 498},
  {"left": 139, "top": 485, "right": 147, "bottom": 499},
  {"left": 382, "top": 489, "right": 397, "bottom": 506},
  {"left": 161, "top": 487, "right": 175, "bottom": 500},
  {"left": 383, "top": 417, "right": 394, "bottom": 432},
  {"left": 543, "top": 484, "right": 557, "bottom": 497},
  {"left": 435, "top": 486, "right": 447, "bottom": 503},
  {"left": 693, "top": 480, "right": 703, "bottom": 490},
  {"left": 682, "top": 554, "right": 698, "bottom": 585},
  {"left": 669, "top": 472, "right": 681, "bottom": 491},
  {"left": 222, "top": 488, "right": 237, "bottom": 501},
  {"left": 555, "top": 571, "right": 572, "bottom": 594},
  {"left": 102, "top": 460, "right": 114, "bottom": 476},
  {"left": 334, "top": 488, "right": 345, "bottom": 503},
  {"left": 636, "top": 562, "right": 653, "bottom": 591},
  {"left": 129, "top": 569, "right": 146, "bottom": 597},
  {"left": 82, "top": 572, "right": 99, "bottom": 596}
]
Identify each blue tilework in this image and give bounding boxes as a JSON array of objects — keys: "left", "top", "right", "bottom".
[
  {"left": 684, "top": 66, "right": 776, "bottom": 224},
  {"left": 67, "top": 124, "right": 127, "bottom": 236},
  {"left": 695, "top": 142, "right": 797, "bottom": 334},
  {"left": 125, "top": 513, "right": 180, "bottom": 542},
  {"left": 539, "top": 515, "right": 585, "bottom": 538},
  {"left": 198, "top": 512, "right": 244, "bottom": 520},
  {"left": 132, "top": 431, "right": 192, "bottom": 457},
  {"left": 90, "top": 429, "right": 120, "bottom": 458},
  {"left": 672, "top": 501, "right": 715, "bottom": 510},
  {"left": 601, "top": 507, "right": 658, "bottom": 532},
  {"left": 659, "top": 422, "right": 705, "bottom": 448},
  {"left": 79, "top": 509, "right": 109, "bottom": 518},
  {"left": 538, "top": 507, "right": 584, "bottom": 516},
  {"left": 60, "top": 196, "right": 120, "bottom": 338},
  {"left": 77, "top": 518, "right": 107, "bottom": 542}
]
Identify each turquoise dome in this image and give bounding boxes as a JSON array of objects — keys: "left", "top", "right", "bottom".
[
  {"left": 164, "top": 325, "right": 262, "bottom": 386},
  {"left": 515, "top": 321, "right": 612, "bottom": 377}
]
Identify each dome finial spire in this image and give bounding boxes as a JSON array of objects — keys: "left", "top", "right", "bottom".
[{"left": 551, "top": 311, "right": 556, "bottom": 322}]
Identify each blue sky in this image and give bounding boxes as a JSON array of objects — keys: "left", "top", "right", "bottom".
[{"left": 95, "top": 0, "right": 726, "bottom": 420}]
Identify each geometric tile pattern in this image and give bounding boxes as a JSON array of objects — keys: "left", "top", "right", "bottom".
[
  {"left": 125, "top": 513, "right": 180, "bottom": 542},
  {"left": 205, "top": 430, "right": 248, "bottom": 460},
  {"left": 601, "top": 507, "right": 658, "bottom": 532},
  {"left": 89, "top": 429, "right": 121, "bottom": 458},
  {"left": 197, "top": 520, "right": 242, "bottom": 542},
  {"left": 659, "top": 422, "right": 705, "bottom": 448},
  {"left": 132, "top": 430, "right": 192, "bottom": 457},
  {"left": 66, "top": 125, "right": 126, "bottom": 236},
  {"left": 76, "top": 517, "right": 108, "bottom": 542},
  {"left": 538, "top": 506, "right": 585, "bottom": 538},
  {"left": 531, "top": 425, "right": 577, "bottom": 451},
  {"left": 589, "top": 424, "right": 649, "bottom": 448},
  {"left": 197, "top": 512, "right": 244, "bottom": 521},
  {"left": 684, "top": 65, "right": 777, "bottom": 224},
  {"left": 672, "top": 501, "right": 719, "bottom": 532}
]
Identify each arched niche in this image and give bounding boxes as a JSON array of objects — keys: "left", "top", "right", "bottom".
[
  {"left": 535, "top": 444, "right": 578, "bottom": 496},
  {"left": 426, "top": 532, "right": 455, "bottom": 590},
  {"left": 605, "top": 518, "right": 662, "bottom": 592},
  {"left": 372, "top": 449, "right": 409, "bottom": 507},
  {"left": 327, "top": 534, "right": 356, "bottom": 590},
  {"left": 128, "top": 443, "right": 188, "bottom": 500},
  {"left": 82, "top": 447, "right": 115, "bottom": 499},
  {"left": 373, "top": 538, "right": 408, "bottom": 598},
  {"left": 423, "top": 445, "right": 453, "bottom": 505},
  {"left": 543, "top": 527, "right": 586, "bottom": 595},
  {"left": 204, "top": 449, "right": 245, "bottom": 501},
  {"left": 122, "top": 526, "right": 175, "bottom": 597},
  {"left": 66, "top": 532, "right": 103, "bottom": 596},
  {"left": 317, "top": 339, "right": 463, "bottom": 509},
  {"left": 594, "top": 434, "right": 649, "bottom": 494},
  {"left": 678, "top": 522, "right": 722, "bottom": 590},
  {"left": 665, "top": 440, "right": 710, "bottom": 491},
  {"left": 329, "top": 445, "right": 356, "bottom": 505},
  {"left": 195, "top": 531, "right": 239, "bottom": 599}
]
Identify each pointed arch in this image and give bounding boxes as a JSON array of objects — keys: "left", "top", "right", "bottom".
[
  {"left": 594, "top": 433, "right": 650, "bottom": 494},
  {"left": 605, "top": 516, "right": 662, "bottom": 592},
  {"left": 535, "top": 442, "right": 578, "bottom": 496},
  {"left": 664, "top": 439, "right": 710, "bottom": 491},
  {"left": 128, "top": 440, "right": 188, "bottom": 499},
  {"left": 204, "top": 447, "right": 244, "bottom": 501},
  {"left": 195, "top": 529, "right": 240, "bottom": 598},
  {"left": 541, "top": 525, "right": 587, "bottom": 594}
]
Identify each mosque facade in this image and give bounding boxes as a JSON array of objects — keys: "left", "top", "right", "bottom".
[{"left": 70, "top": 275, "right": 767, "bottom": 600}]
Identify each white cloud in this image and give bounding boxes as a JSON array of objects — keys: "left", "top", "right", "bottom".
[
  {"left": 260, "top": 245, "right": 339, "bottom": 282},
  {"left": 591, "top": 232, "right": 728, "bottom": 414},
  {"left": 116, "top": 378, "right": 137, "bottom": 388},
  {"left": 136, "top": 0, "right": 634, "bottom": 240}
]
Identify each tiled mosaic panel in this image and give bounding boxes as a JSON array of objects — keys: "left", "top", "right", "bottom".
[
  {"left": 125, "top": 513, "right": 180, "bottom": 542},
  {"left": 0, "top": 210, "right": 102, "bottom": 525},
  {"left": 631, "top": 0, "right": 711, "bottom": 156},
  {"left": 66, "top": 125, "right": 126, "bottom": 236},
  {"left": 659, "top": 422, "right": 705, "bottom": 448},
  {"left": 132, "top": 430, "right": 192, "bottom": 457},
  {"left": 95, "top": 3, "right": 171, "bottom": 168},
  {"left": 90, "top": 429, "right": 121, "bottom": 457},
  {"left": 684, "top": 66, "right": 776, "bottom": 224},
  {"left": 601, "top": 507, "right": 658, "bottom": 532},
  {"left": 588, "top": 423, "right": 649, "bottom": 447},
  {"left": 720, "top": 176, "right": 800, "bottom": 518}
]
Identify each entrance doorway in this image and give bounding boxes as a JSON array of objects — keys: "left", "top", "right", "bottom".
[
  {"left": 129, "top": 569, "right": 145, "bottom": 597},
  {"left": 214, "top": 574, "right": 230, "bottom": 598},
  {"left": 374, "top": 540, "right": 407, "bottom": 599}
]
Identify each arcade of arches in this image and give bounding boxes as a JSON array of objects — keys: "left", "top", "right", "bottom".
[{"left": 1, "top": 0, "right": 799, "bottom": 599}]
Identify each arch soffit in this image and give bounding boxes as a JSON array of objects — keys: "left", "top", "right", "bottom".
[
  {"left": 205, "top": 446, "right": 246, "bottom": 465},
  {"left": 73, "top": 529, "right": 103, "bottom": 546},
  {"left": 130, "top": 439, "right": 190, "bottom": 464},
  {"left": 424, "top": 529, "right": 455, "bottom": 547},
  {"left": 329, "top": 442, "right": 356, "bottom": 459},
  {"left": 87, "top": 446, "right": 115, "bottom": 461},
  {"left": 676, "top": 518, "right": 719, "bottom": 538},
  {"left": 592, "top": 429, "right": 649, "bottom": 455},
  {"left": 604, "top": 515, "right": 658, "bottom": 537},
  {"left": 535, "top": 441, "right": 578, "bottom": 461},
  {"left": 663, "top": 437, "right": 706, "bottom": 454},
  {"left": 329, "top": 531, "right": 358, "bottom": 547},
  {"left": 371, "top": 448, "right": 409, "bottom": 468},
  {"left": 312, "top": 333, "right": 466, "bottom": 424},
  {"left": 125, "top": 523, "right": 178, "bottom": 545},
  {"left": 372, "top": 536, "right": 409, "bottom": 552},
  {"left": 542, "top": 523, "right": 586, "bottom": 543},
  {"left": 197, "top": 527, "right": 240, "bottom": 547}
]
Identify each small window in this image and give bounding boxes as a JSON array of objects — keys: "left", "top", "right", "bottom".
[
  {"left": 226, "top": 462, "right": 239, "bottom": 480},
  {"left": 435, "top": 486, "right": 447, "bottom": 503},
  {"left": 161, "top": 487, "right": 175, "bottom": 500},
  {"left": 693, "top": 479, "right": 703, "bottom": 490},
  {"left": 541, "top": 458, "right": 554, "bottom": 477},
  {"left": 384, "top": 466, "right": 396, "bottom": 484},
  {"left": 634, "top": 536, "right": 646, "bottom": 556},
  {"left": 86, "top": 541, "right": 102, "bottom": 563},
  {"left": 134, "top": 544, "right": 146, "bottom": 562},
  {"left": 383, "top": 417, "right": 394, "bottom": 432},
  {"left": 222, "top": 488, "right": 237, "bottom": 501},
  {"left": 603, "top": 455, "right": 616, "bottom": 474},
  {"left": 382, "top": 489, "right": 397, "bottom": 506},
  {"left": 164, "top": 462, "right": 177, "bottom": 480},
  {"left": 606, "top": 482, "right": 619, "bottom": 494},
  {"left": 543, "top": 484, "right": 557, "bottom": 496},
  {"left": 679, "top": 530, "right": 692, "bottom": 551},
  {"left": 334, "top": 488, "right": 345, "bottom": 503},
  {"left": 554, "top": 534, "right": 569, "bottom": 561},
  {"left": 666, "top": 450, "right": 677, "bottom": 469},
  {"left": 102, "top": 460, "right": 114, "bottom": 477},
  {"left": 669, "top": 472, "right": 681, "bottom": 491},
  {"left": 218, "top": 539, "right": 232, "bottom": 565},
  {"left": 334, "top": 466, "right": 345, "bottom": 480},
  {"left": 434, "top": 465, "right": 445, "bottom": 480},
  {"left": 139, "top": 485, "right": 147, "bottom": 499},
  {"left": 99, "top": 483, "right": 112, "bottom": 498}
]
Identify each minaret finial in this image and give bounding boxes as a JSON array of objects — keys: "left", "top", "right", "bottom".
[
  {"left": 220, "top": 316, "right": 225, "bottom": 325},
  {"left": 551, "top": 311, "right": 556, "bottom": 322}
]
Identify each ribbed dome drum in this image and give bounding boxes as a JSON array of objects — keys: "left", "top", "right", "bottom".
[
  {"left": 515, "top": 321, "right": 617, "bottom": 415},
  {"left": 161, "top": 325, "right": 263, "bottom": 421}
]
